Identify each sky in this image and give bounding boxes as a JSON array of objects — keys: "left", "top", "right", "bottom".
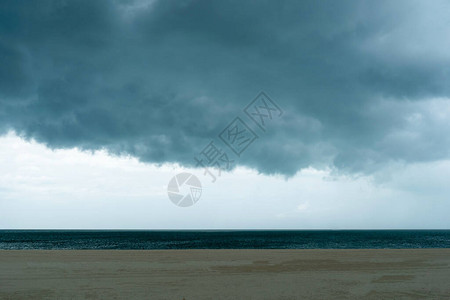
[{"left": 1, "top": 0, "right": 450, "bottom": 229}]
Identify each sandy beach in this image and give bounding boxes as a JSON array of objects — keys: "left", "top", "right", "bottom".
[{"left": 1, "top": 249, "right": 449, "bottom": 299}]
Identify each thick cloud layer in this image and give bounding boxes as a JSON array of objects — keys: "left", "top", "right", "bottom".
[{"left": 1, "top": 0, "right": 450, "bottom": 175}]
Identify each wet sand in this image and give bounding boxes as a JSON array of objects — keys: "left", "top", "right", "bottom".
[{"left": 1, "top": 249, "right": 449, "bottom": 299}]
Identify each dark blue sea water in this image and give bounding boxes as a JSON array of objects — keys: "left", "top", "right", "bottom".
[{"left": 0, "top": 230, "right": 449, "bottom": 250}]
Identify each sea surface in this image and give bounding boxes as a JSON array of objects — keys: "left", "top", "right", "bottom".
[{"left": 1, "top": 230, "right": 450, "bottom": 250}]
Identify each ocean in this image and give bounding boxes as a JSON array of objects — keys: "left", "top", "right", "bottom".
[{"left": 1, "top": 230, "right": 450, "bottom": 250}]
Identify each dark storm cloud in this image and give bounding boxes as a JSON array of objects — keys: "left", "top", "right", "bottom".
[{"left": 1, "top": 0, "right": 450, "bottom": 175}]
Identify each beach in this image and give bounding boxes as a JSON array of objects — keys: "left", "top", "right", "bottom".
[{"left": 1, "top": 249, "right": 449, "bottom": 299}]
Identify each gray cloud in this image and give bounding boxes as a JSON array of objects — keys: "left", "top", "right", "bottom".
[{"left": 1, "top": 0, "right": 450, "bottom": 175}]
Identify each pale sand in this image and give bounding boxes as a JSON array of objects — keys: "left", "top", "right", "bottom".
[{"left": 1, "top": 249, "right": 450, "bottom": 299}]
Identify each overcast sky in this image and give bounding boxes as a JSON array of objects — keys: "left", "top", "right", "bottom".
[{"left": 1, "top": 0, "right": 450, "bottom": 229}]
